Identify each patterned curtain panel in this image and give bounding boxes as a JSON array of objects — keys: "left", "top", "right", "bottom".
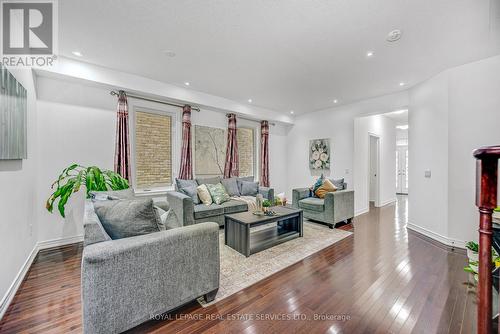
[
  {"left": 179, "top": 105, "right": 193, "bottom": 179},
  {"left": 114, "top": 91, "right": 131, "bottom": 182},
  {"left": 260, "top": 120, "right": 270, "bottom": 187},
  {"left": 223, "top": 113, "right": 239, "bottom": 178}
]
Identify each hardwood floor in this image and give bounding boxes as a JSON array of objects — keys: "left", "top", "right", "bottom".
[{"left": 0, "top": 196, "right": 476, "bottom": 333}]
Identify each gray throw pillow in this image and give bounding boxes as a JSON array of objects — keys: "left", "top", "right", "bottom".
[
  {"left": 154, "top": 206, "right": 167, "bottom": 231},
  {"left": 175, "top": 179, "right": 200, "bottom": 204},
  {"left": 239, "top": 180, "right": 259, "bottom": 196},
  {"left": 93, "top": 199, "right": 161, "bottom": 239},
  {"left": 161, "top": 209, "right": 179, "bottom": 230},
  {"left": 152, "top": 199, "right": 170, "bottom": 211},
  {"left": 328, "top": 178, "right": 345, "bottom": 190},
  {"left": 237, "top": 176, "right": 254, "bottom": 193},
  {"left": 181, "top": 184, "right": 200, "bottom": 204},
  {"left": 221, "top": 177, "right": 240, "bottom": 197},
  {"left": 90, "top": 188, "right": 134, "bottom": 201},
  {"left": 196, "top": 176, "right": 221, "bottom": 186}
]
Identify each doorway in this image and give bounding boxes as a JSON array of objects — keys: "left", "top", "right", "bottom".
[
  {"left": 369, "top": 134, "right": 380, "bottom": 207},
  {"left": 396, "top": 146, "right": 408, "bottom": 194}
]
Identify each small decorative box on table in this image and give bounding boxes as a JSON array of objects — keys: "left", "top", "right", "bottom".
[{"left": 224, "top": 206, "right": 303, "bottom": 257}]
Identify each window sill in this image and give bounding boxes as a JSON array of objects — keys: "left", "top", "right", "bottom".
[{"left": 134, "top": 186, "right": 174, "bottom": 197}]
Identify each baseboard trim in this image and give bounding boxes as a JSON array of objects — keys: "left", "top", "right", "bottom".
[
  {"left": 355, "top": 208, "right": 369, "bottom": 217},
  {"left": 0, "top": 235, "right": 83, "bottom": 321},
  {"left": 37, "top": 235, "right": 83, "bottom": 251},
  {"left": 407, "top": 223, "right": 466, "bottom": 251},
  {"left": 379, "top": 198, "right": 396, "bottom": 207},
  {"left": 0, "top": 243, "right": 38, "bottom": 320}
]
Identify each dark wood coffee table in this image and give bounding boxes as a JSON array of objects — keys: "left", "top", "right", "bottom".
[{"left": 224, "top": 206, "right": 303, "bottom": 257}]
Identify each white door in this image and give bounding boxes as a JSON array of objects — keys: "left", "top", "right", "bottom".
[{"left": 396, "top": 146, "right": 408, "bottom": 194}]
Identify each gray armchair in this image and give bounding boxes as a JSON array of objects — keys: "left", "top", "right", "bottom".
[
  {"left": 82, "top": 201, "right": 220, "bottom": 334},
  {"left": 292, "top": 183, "right": 354, "bottom": 229}
]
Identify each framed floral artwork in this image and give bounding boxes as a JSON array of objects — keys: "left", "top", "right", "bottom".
[{"left": 309, "top": 139, "right": 330, "bottom": 170}]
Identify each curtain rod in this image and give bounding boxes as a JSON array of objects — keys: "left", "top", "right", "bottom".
[
  {"left": 110, "top": 90, "right": 201, "bottom": 112},
  {"left": 227, "top": 113, "right": 276, "bottom": 126}
]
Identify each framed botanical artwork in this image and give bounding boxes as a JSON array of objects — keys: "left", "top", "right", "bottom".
[{"left": 309, "top": 139, "right": 330, "bottom": 170}]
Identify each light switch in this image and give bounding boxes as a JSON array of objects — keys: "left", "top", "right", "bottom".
[
  {"left": 424, "top": 170, "right": 431, "bottom": 178},
  {"left": 345, "top": 169, "right": 349, "bottom": 174}
]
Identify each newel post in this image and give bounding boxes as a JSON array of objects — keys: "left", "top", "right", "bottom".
[{"left": 473, "top": 146, "right": 500, "bottom": 334}]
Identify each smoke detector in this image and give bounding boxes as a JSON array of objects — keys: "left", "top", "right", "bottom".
[{"left": 386, "top": 29, "right": 402, "bottom": 42}]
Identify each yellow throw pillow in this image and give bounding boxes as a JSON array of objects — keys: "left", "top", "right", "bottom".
[
  {"left": 197, "top": 184, "right": 213, "bottom": 205},
  {"left": 315, "top": 179, "right": 337, "bottom": 199}
]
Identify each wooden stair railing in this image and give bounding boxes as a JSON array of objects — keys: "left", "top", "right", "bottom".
[{"left": 474, "top": 145, "right": 500, "bottom": 334}]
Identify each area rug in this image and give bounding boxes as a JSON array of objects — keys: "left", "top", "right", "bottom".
[{"left": 198, "top": 221, "right": 352, "bottom": 307}]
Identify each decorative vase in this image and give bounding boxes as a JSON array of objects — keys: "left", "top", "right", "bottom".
[{"left": 256, "top": 194, "right": 263, "bottom": 212}]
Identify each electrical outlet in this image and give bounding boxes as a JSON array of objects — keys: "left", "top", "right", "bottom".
[{"left": 424, "top": 170, "right": 431, "bottom": 178}]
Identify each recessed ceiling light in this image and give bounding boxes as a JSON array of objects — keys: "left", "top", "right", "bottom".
[
  {"left": 184, "top": 82, "right": 190, "bottom": 86},
  {"left": 333, "top": 99, "right": 338, "bottom": 104},
  {"left": 72, "top": 51, "right": 83, "bottom": 57},
  {"left": 290, "top": 110, "right": 294, "bottom": 114},
  {"left": 366, "top": 51, "right": 374, "bottom": 57},
  {"left": 399, "top": 82, "right": 406, "bottom": 86},
  {"left": 396, "top": 125, "right": 409, "bottom": 130},
  {"left": 163, "top": 50, "right": 176, "bottom": 57},
  {"left": 248, "top": 99, "right": 252, "bottom": 103}
]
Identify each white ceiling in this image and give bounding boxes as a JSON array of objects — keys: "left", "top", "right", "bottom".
[
  {"left": 59, "top": 0, "right": 500, "bottom": 115},
  {"left": 384, "top": 109, "right": 408, "bottom": 126}
]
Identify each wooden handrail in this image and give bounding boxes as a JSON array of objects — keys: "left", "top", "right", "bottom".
[{"left": 473, "top": 145, "right": 500, "bottom": 334}]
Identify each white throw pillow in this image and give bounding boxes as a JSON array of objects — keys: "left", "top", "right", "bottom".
[{"left": 197, "top": 184, "right": 213, "bottom": 205}]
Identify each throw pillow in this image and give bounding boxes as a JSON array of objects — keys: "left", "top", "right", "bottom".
[
  {"left": 94, "top": 199, "right": 161, "bottom": 239},
  {"left": 328, "top": 178, "right": 345, "bottom": 190},
  {"left": 180, "top": 184, "right": 200, "bottom": 204},
  {"left": 239, "top": 180, "right": 259, "bottom": 196},
  {"left": 221, "top": 177, "right": 240, "bottom": 197},
  {"left": 154, "top": 206, "right": 167, "bottom": 231},
  {"left": 197, "top": 184, "right": 213, "bottom": 205},
  {"left": 196, "top": 176, "right": 221, "bottom": 186},
  {"left": 207, "top": 183, "right": 231, "bottom": 205},
  {"left": 315, "top": 179, "right": 338, "bottom": 199},
  {"left": 160, "top": 209, "right": 179, "bottom": 230},
  {"left": 236, "top": 176, "right": 254, "bottom": 193},
  {"left": 175, "top": 179, "right": 200, "bottom": 203},
  {"left": 310, "top": 175, "right": 324, "bottom": 197}
]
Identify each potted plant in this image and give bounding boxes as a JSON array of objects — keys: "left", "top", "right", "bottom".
[
  {"left": 466, "top": 241, "right": 479, "bottom": 269},
  {"left": 46, "top": 164, "right": 129, "bottom": 217},
  {"left": 262, "top": 199, "right": 272, "bottom": 213},
  {"left": 464, "top": 241, "right": 500, "bottom": 281}
]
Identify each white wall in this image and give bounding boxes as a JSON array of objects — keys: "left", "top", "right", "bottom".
[
  {"left": 286, "top": 91, "right": 408, "bottom": 210},
  {"left": 447, "top": 55, "right": 500, "bottom": 243},
  {"left": 36, "top": 78, "right": 117, "bottom": 242},
  {"left": 354, "top": 114, "right": 397, "bottom": 215},
  {"left": 408, "top": 71, "right": 450, "bottom": 239},
  {"left": 0, "top": 69, "right": 38, "bottom": 316},
  {"left": 35, "top": 76, "right": 289, "bottom": 243},
  {"left": 409, "top": 54, "right": 500, "bottom": 246}
]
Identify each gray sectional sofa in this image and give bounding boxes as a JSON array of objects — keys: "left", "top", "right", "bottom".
[
  {"left": 292, "top": 179, "right": 354, "bottom": 229},
  {"left": 81, "top": 199, "right": 220, "bottom": 334},
  {"left": 167, "top": 176, "right": 274, "bottom": 226}
]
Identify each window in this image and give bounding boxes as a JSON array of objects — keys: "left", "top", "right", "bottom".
[
  {"left": 134, "top": 110, "right": 172, "bottom": 189},
  {"left": 237, "top": 127, "right": 255, "bottom": 177}
]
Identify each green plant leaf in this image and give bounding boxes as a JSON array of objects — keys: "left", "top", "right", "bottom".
[{"left": 46, "top": 164, "right": 129, "bottom": 218}]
